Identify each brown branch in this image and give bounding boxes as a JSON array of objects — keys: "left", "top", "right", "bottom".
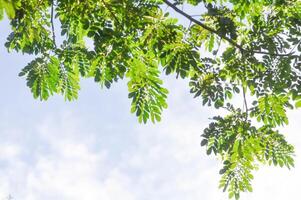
[
  {"left": 251, "top": 49, "right": 293, "bottom": 57},
  {"left": 163, "top": 0, "right": 243, "bottom": 50},
  {"left": 288, "top": 39, "right": 301, "bottom": 55},
  {"left": 242, "top": 86, "right": 248, "bottom": 118},
  {"left": 51, "top": 0, "right": 57, "bottom": 48},
  {"left": 163, "top": 0, "right": 293, "bottom": 57},
  {"left": 100, "top": 0, "right": 121, "bottom": 25}
]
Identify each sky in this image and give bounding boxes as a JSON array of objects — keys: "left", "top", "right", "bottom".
[{"left": 1, "top": 5, "right": 301, "bottom": 200}]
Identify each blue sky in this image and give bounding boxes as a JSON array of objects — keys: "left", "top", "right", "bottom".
[{"left": 1, "top": 6, "right": 301, "bottom": 200}]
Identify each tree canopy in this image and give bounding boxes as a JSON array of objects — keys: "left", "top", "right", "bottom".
[{"left": 1, "top": 0, "right": 301, "bottom": 199}]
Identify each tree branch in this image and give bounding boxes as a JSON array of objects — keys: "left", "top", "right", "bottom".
[
  {"left": 100, "top": 0, "right": 121, "bottom": 25},
  {"left": 51, "top": 0, "right": 57, "bottom": 48},
  {"left": 251, "top": 49, "right": 293, "bottom": 57},
  {"left": 163, "top": 0, "right": 243, "bottom": 49},
  {"left": 288, "top": 39, "right": 301, "bottom": 55},
  {"left": 242, "top": 86, "right": 248, "bottom": 118},
  {"left": 163, "top": 0, "right": 293, "bottom": 57}
]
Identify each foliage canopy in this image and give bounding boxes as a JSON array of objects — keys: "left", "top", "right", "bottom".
[{"left": 1, "top": 0, "right": 301, "bottom": 199}]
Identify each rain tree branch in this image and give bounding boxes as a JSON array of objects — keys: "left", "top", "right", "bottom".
[{"left": 163, "top": 0, "right": 293, "bottom": 57}]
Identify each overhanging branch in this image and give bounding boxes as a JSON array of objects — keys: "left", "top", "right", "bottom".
[
  {"left": 163, "top": 0, "right": 293, "bottom": 57},
  {"left": 100, "top": 0, "right": 121, "bottom": 25}
]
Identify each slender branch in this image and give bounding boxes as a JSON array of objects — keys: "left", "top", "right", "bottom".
[
  {"left": 100, "top": 0, "right": 121, "bottom": 25},
  {"left": 242, "top": 85, "right": 248, "bottom": 119},
  {"left": 289, "top": 39, "right": 301, "bottom": 55},
  {"left": 51, "top": 0, "right": 57, "bottom": 48},
  {"left": 163, "top": 0, "right": 293, "bottom": 57},
  {"left": 184, "top": 20, "right": 192, "bottom": 39},
  {"left": 251, "top": 49, "right": 293, "bottom": 57},
  {"left": 163, "top": 0, "right": 244, "bottom": 50},
  {"left": 242, "top": 55, "right": 249, "bottom": 121},
  {"left": 242, "top": 82, "right": 249, "bottom": 134},
  {"left": 214, "top": 37, "right": 222, "bottom": 59}
]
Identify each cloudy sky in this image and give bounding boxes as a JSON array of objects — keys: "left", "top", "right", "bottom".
[{"left": 1, "top": 7, "right": 301, "bottom": 200}]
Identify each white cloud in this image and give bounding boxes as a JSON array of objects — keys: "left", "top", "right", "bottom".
[
  {"left": 0, "top": 78, "right": 300, "bottom": 200},
  {"left": 0, "top": 113, "right": 138, "bottom": 200},
  {"left": 0, "top": 144, "right": 20, "bottom": 160}
]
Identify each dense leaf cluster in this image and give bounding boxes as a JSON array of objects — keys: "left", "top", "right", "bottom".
[{"left": 1, "top": 0, "right": 301, "bottom": 199}]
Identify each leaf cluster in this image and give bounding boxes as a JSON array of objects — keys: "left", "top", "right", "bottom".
[{"left": 1, "top": 0, "right": 301, "bottom": 198}]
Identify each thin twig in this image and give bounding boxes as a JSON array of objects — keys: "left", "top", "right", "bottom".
[
  {"left": 100, "top": 0, "right": 121, "bottom": 25},
  {"left": 214, "top": 37, "right": 222, "bottom": 59},
  {"left": 288, "top": 39, "right": 301, "bottom": 55},
  {"left": 51, "top": 0, "right": 57, "bottom": 48},
  {"left": 184, "top": 20, "right": 192, "bottom": 39},
  {"left": 242, "top": 85, "right": 248, "bottom": 119}
]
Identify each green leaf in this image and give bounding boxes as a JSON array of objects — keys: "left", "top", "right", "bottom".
[{"left": 295, "top": 100, "right": 301, "bottom": 108}]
